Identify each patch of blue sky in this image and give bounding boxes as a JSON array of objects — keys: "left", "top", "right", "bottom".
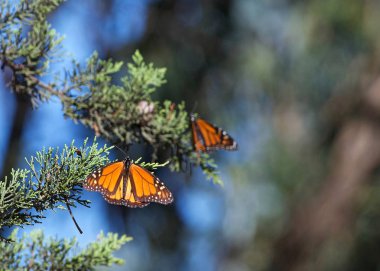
[
  {"left": 176, "top": 182, "right": 225, "bottom": 234},
  {"left": 183, "top": 236, "right": 218, "bottom": 271},
  {"left": 102, "top": 0, "right": 152, "bottom": 48}
]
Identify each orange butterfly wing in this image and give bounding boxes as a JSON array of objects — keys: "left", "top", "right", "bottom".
[
  {"left": 84, "top": 159, "right": 173, "bottom": 207},
  {"left": 191, "top": 115, "right": 237, "bottom": 152},
  {"left": 191, "top": 118, "right": 206, "bottom": 152},
  {"left": 129, "top": 164, "right": 174, "bottom": 205},
  {"left": 84, "top": 161, "right": 124, "bottom": 196}
]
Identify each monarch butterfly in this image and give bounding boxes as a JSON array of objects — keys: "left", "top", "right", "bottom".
[
  {"left": 84, "top": 158, "right": 173, "bottom": 208},
  {"left": 191, "top": 114, "right": 238, "bottom": 152}
]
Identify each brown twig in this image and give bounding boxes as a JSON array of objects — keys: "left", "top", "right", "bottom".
[{"left": 65, "top": 199, "right": 83, "bottom": 234}]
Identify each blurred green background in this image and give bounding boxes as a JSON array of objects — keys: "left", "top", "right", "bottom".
[{"left": 2, "top": 0, "right": 380, "bottom": 270}]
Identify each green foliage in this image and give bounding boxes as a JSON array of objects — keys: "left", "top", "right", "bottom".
[
  {"left": 0, "top": 228, "right": 131, "bottom": 270},
  {"left": 0, "top": 138, "right": 112, "bottom": 233},
  {"left": 0, "top": 0, "right": 221, "bottom": 184}
]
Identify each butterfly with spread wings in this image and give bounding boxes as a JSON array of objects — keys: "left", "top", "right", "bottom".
[
  {"left": 190, "top": 114, "right": 237, "bottom": 152},
  {"left": 84, "top": 158, "right": 173, "bottom": 208}
]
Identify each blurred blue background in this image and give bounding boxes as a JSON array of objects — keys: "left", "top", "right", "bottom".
[{"left": 3, "top": 1, "right": 380, "bottom": 271}]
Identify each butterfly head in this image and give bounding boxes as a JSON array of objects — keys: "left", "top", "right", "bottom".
[
  {"left": 190, "top": 113, "right": 197, "bottom": 122},
  {"left": 124, "top": 157, "right": 132, "bottom": 167}
]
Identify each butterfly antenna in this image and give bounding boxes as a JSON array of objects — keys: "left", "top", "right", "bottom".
[
  {"left": 65, "top": 200, "right": 83, "bottom": 234},
  {"left": 113, "top": 144, "right": 128, "bottom": 157}
]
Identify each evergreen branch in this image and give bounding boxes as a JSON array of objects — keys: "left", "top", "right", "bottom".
[
  {"left": 68, "top": 231, "right": 132, "bottom": 268},
  {"left": 0, "top": 0, "right": 65, "bottom": 106},
  {"left": 0, "top": 0, "right": 222, "bottom": 183},
  {"left": 1, "top": 58, "right": 69, "bottom": 102},
  {"left": 0, "top": 228, "right": 131, "bottom": 270},
  {"left": 0, "top": 138, "right": 112, "bottom": 236}
]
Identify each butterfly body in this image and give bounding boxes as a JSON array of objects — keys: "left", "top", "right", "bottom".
[
  {"left": 84, "top": 158, "right": 173, "bottom": 208},
  {"left": 190, "top": 114, "right": 237, "bottom": 152}
]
